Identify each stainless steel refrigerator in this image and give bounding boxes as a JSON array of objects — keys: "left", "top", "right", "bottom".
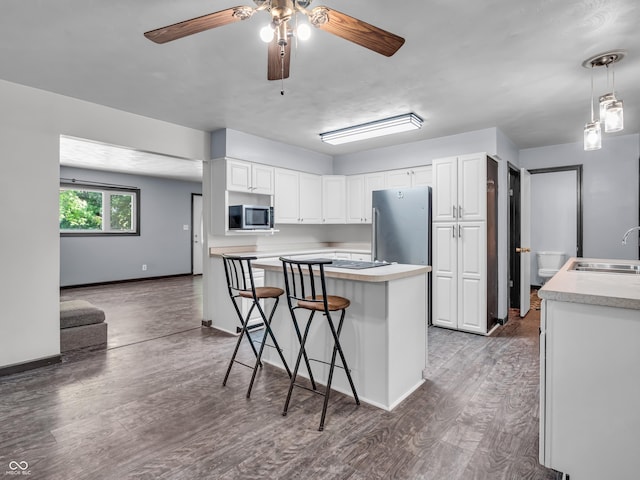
[{"left": 372, "top": 186, "right": 431, "bottom": 266}]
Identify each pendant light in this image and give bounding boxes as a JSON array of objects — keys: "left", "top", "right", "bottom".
[
  {"left": 584, "top": 65, "right": 601, "bottom": 151},
  {"left": 581, "top": 50, "right": 626, "bottom": 150}
]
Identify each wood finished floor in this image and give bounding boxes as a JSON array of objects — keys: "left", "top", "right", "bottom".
[{"left": 1, "top": 277, "right": 559, "bottom": 479}]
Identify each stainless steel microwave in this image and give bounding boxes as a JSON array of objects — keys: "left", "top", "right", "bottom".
[{"left": 228, "top": 205, "right": 274, "bottom": 230}]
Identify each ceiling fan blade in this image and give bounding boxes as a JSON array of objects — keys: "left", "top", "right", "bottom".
[
  {"left": 267, "top": 39, "right": 291, "bottom": 81},
  {"left": 312, "top": 7, "right": 405, "bottom": 57},
  {"left": 144, "top": 6, "right": 253, "bottom": 44}
]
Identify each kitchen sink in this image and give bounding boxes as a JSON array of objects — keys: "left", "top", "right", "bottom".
[{"left": 569, "top": 261, "right": 640, "bottom": 274}]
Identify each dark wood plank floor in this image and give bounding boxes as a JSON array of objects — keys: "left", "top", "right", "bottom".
[{"left": 1, "top": 277, "right": 559, "bottom": 479}]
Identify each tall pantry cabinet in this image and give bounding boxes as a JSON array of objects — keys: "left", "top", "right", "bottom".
[{"left": 432, "top": 153, "right": 498, "bottom": 335}]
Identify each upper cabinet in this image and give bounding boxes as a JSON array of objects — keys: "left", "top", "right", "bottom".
[
  {"left": 274, "top": 168, "right": 322, "bottom": 224},
  {"left": 322, "top": 175, "right": 346, "bottom": 224},
  {"left": 226, "top": 159, "right": 274, "bottom": 195},
  {"left": 432, "top": 154, "right": 485, "bottom": 222},
  {"left": 346, "top": 172, "right": 385, "bottom": 223},
  {"left": 384, "top": 165, "right": 433, "bottom": 189}
]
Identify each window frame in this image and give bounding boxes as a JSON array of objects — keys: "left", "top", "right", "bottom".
[{"left": 59, "top": 182, "right": 141, "bottom": 237}]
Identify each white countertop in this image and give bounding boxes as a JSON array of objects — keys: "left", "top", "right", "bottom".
[
  {"left": 252, "top": 258, "right": 430, "bottom": 283},
  {"left": 538, "top": 257, "right": 640, "bottom": 310}
]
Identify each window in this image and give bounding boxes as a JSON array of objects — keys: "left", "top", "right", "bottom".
[{"left": 59, "top": 182, "right": 140, "bottom": 236}]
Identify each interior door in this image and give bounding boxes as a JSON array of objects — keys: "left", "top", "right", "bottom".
[
  {"left": 192, "top": 194, "right": 203, "bottom": 275},
  {"left": 520, "top": 168, "right": 531, "bottom": 316}
]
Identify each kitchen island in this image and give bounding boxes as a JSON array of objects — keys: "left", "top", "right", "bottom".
[
  {"left": 252, "top": 257, "right": 430, "bottom": 411},
  {"left": 538, "top": 257, "right": 640, "bottom": 480}
]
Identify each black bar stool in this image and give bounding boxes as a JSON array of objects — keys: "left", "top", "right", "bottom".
[
  {"left": 221, "top": 254, "right": 291, "bottom": 398},
  {"left": 279, "top": 257, "right": 360, "bottom": 431}
]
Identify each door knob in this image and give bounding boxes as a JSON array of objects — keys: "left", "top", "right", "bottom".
[{"left": 516, "top": 247, "right": 531, "bottom": 253}]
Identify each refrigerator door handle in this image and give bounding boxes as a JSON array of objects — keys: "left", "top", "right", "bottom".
[{"left": 372, "top": 207, "right": 378, "bottom": 260}]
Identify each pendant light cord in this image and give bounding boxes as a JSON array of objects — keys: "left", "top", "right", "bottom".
[{"left": 590, "top": 65, "right": 595, "bottom": 122}]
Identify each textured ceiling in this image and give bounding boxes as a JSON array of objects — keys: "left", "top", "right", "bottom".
[{"left": 2, "top": 0, "right": 639, "bottom": 180}]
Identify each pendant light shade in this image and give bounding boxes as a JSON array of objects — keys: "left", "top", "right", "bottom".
[
  {"left": 584, "top": 121, "right": 601, "bottom": 151},
  {"left": 604, "top": 99, "right": 624, "bottom": 133}
]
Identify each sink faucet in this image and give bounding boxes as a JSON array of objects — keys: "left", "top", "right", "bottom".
[{"left": 622, "top": 226, "right": 640, "bottom": 245}]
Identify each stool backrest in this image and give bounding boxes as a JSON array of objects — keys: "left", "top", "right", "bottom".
[
  {"left": 222, "top": 254, "right": 258, "bottom": 299},
  {"left": 279, "top": 257, "right": 333, "bottom": 311}
]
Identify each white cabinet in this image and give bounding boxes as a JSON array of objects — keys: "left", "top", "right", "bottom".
[
  {"left": 385, "top": 165, "right": 433, "bottom": 189},
  {"left": 274, "top": 168, "right": 322, "bottom": 224},
  {"left": 346, "top": 172, "right": 385, "bottom": 223},
  {"left": 540, "top": 299, "right": 640, "bottom": 479},
  {"left": 432, "top": 153, "right": 490, "bottom": 334},
  {"left": 322, "top": 175, "right": 346, "bottom": 223},
  {"left": 226, "top": 159, "right": 274, "bottom": 195},
  {"left": 433, "top": 154, "right": 485, "bottom": 222}
]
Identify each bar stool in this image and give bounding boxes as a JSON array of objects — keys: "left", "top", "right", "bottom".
[
  {"left": 221, "top": 254, "right": 291, "bottom": 398},
  {"left": 279, "top": 257, "right": 360, "bottom": 431}
]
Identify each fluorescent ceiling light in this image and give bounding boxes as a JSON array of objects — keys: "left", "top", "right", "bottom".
[{"left": 320, "top": 113, "right": 423, "bottom": 145}]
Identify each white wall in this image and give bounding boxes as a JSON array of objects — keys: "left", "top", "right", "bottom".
[
  {"left": 520, "top": 134, "right": 639, "bottom": 261},
  {"left": 0, "top": 79, "right": 209, "bottom": 369}
]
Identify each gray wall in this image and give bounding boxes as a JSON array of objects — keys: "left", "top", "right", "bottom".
[
  {"left": 520, "top": 133, "right": 640, "bottom": 261},
  {"left": 60, "top": 166, "right": 202, "bottom": 287}
]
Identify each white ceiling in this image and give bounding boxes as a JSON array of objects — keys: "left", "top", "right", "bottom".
[{"left": 2, "top": 1, "right": 639, "bottom": 180}]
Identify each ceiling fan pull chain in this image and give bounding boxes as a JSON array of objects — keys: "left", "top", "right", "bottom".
[{"left": 280, "top": 45, "right": 285, "bottom": 95}]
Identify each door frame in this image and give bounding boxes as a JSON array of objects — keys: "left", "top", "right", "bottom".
[
  {"left": 191, "top": 193, "right": 203, "bottom": 275},
  {"left": 507, "top": 163, "right": 521, "bottom": 311},
  {"left": 528, "top": 165, "right": 584, "bottom": 258}
]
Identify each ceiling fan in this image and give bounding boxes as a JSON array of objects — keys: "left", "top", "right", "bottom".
[{"left": 144, "top": 0, "right": 405, "bottom": 81}]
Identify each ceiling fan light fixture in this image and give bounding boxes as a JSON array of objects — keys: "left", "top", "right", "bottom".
[
  {"left": 320, "top": 113, "right": 423, "bottom": 145},
  {"left": 259, "top": 24, "right": 275, "bottom": 43},
  {"left": 296, "top": 23, "right": 311, "bottom": 41}
]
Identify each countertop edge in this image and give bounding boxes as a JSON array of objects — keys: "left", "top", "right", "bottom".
[{"left": 538, "top": 257, "right": 640, "bottom": 310}]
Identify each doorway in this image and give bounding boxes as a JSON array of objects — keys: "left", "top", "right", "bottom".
[
  {"left": 191, "top": 193, "right": 203, "bottom": 275},
  {"left": 529, "top": 165, "right": 583, "bottom": 286},
  {"left": 508, "top": 164, "right": 521, "bottom": 310}
]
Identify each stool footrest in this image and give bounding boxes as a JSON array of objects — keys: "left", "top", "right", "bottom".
[
  {"left": 309, "top": 357, "right": 350, "bottom": 372},
  {"left": 292, "top": 382, "right": 327, "bottom": 397},
  {"left": 233, "top": 359, "right": 261, "bottom": 370}
]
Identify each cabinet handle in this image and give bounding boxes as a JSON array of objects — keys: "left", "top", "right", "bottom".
[
  {"left": 452, "top": 225, "right": 455, "bottom": 238},
  {"left": 459, "top": 205, "right": 462, "bottom": 218},
  {"left": 458, "top": 225, "right": 462, "bottom": 238},
  {"left": 453, "top": 205, "right": 457, "bottom": 218}
]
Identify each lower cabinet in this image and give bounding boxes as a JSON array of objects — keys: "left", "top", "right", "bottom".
[{"left": 432, "top": 221, "right": 487, "bottom": 334}]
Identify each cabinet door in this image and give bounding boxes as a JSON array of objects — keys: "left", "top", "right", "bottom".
[
  {"left": 458, "top": 153, "right": 486, "bottom": 221},
  {"left": 432, "top": 222, "right": 458, "bottom": 329},
  {"left": 298, "top": 173, "right": 322, "bottom": 223},
  {"left": 385, "top": 169, "right": 412, "bottom": 188},
  {"left": 274, "top": 168, "right": 299, "bottom": 223},
  {"left": 363, "top": 173, "right": 385, "bottom": 222},
  {"left": 252, "top": 164, "right": 274, "bottom": 195},
  {"left": 346, "top": 175, "right": 365, "bottom": 223},
  {"left": 432, "top": 156, "right": 457, "bottom": 222},
  {"left": 322, "top": 175, "right": 346, "bottom": 223},
  {"left": 412, "top": 165, "right": 433, "bottom": 187},
  {"left": 457, "top": 221, "right": 487, "bottom": 334},
  {"left": 226, "top": 159, "right": 252, "bottom": 192}
]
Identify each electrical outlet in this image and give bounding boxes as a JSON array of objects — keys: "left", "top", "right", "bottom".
[
  {"left": 183, "top": 224, "right": 189, "bottom": 231},
  {"left": 142, "top": 264, "right": 147, "bottom": 271}
]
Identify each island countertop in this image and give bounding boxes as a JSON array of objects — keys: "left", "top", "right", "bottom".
[
  {"left": 252, "top": 258, "right": 431, "bottom": 283},
  {"left": 538, "top": 257, "right": 640, "bottom": 310}
]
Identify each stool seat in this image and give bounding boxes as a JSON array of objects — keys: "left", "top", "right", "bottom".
[
  {"left": 239, "top": 286, "right": 285, "bottom": 299},
  {"left": 298, "top": 295, "right": 350, "bottom": 312}
]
